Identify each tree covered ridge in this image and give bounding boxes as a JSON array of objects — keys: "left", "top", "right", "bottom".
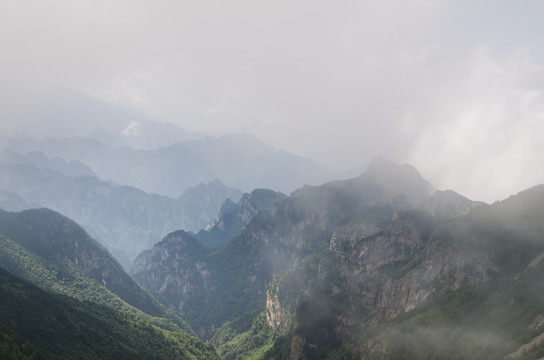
[
  {"left": 0, "top": 267, "right": 219, "bottom": 359},
  {"left": 0, "top": 208, "right": 218, "bottom": 359}
]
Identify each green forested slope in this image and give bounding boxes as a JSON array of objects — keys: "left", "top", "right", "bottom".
[
  {"left": 0, "top": 267, "right": 219, "bottom": 360},
  {"left": 0, "top": 208, "right": 220, "bottom": 359},
  {"left": 0, "top": 208, "right": 192, "bottom": 333}
]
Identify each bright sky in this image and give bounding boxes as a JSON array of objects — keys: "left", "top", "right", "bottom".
[{"left": 1, "top": 0, "right": 544, "bottom": 202}]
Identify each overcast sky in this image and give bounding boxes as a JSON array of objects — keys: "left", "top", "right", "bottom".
[{"left": 1, "top": 0, "right": 544, "bottom": 202}]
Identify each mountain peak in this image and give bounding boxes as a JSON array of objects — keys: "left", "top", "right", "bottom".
[
  {"left": 365, "top": 157, "right": 429, "bottom": 187},
  {"left": 357, "top": 157, "right": 434, "bottom": 207},
  {"left": 156, "top": 230, "right": 205, "bottom": 258},
  {"left": 366, "top": 156, "right": 418, "bottom": 178}
]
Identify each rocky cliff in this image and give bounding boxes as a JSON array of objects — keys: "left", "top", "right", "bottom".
[{"left": 133, "top": 158, "right": 544, "bottom": 359}]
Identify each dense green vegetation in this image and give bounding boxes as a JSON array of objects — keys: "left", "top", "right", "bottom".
[
  {"left": 0, "top": 327, "right": 53, "bottom": 360},
  {"left": 0, "top": 208, "right": 221, "bottom": 359},
  {"left": 0, "top": 267, "right": 219, "bottom": 359},
  {"left": 0, "top": 208, "right": 192, "bottom": 333},
  {"left": 211, "top": 313, "right": 280, "bottom": 360}
]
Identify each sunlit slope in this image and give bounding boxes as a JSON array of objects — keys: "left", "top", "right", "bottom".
[
  {"left": 0, "top": 267, "right": 219, "bottom": 360},
  {"left": 0, "top": 208, "right": 193, "bottom": 333}
]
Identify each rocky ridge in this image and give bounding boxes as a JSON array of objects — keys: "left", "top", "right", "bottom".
[
  {"left": 133, "top": 158, "right": 544, "bottom": 359},
  {"left": 196, "top": 188, "right": 287, "bottom": 247}
]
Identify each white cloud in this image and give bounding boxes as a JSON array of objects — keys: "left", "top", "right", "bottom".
[
  {"left": 2, "top": 0, "right": 544, "bottom": 201},
  {"left": 405, "top": 46, "right": 544, "bottom": 202},
  {"left": 122, "top": 121, "right": 142, "bottom": 137}
]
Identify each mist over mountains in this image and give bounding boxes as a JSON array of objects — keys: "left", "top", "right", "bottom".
[
  {"left": 131, "top": 158, "right": 544, "bottom": 359},
  {"left": 1, "top": 88, "right": 202, "bottom": 149},
  {"left": 2, "top": 89, "right": 544, "bottom": 359},
  {"left": 5, "top": 133, "right": 335, "bottom": 197},
  {"left": 0, "top": 157, "right": 242, "bottom": 268},
  {"left": 3, "top": 0, "right": 544, "bottom": 357},
  {"left": 1, "top": 89, "right": 337, "bottom": 197}
]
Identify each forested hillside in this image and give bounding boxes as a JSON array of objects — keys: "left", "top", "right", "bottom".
[
  {"left": 0, "top": 267, "right": 218, "bottom": 359},
  {"left": 0, "top": 208, "right": 218, "bottom": 359}
]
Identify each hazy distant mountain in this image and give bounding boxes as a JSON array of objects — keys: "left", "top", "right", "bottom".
[
  {"left": 0, "top": 87, "right": 203, "bottom": 149},
  {"left": 0, "top": 162, "right": 242, "bottom": 267},
  {"left": 0, "top": 208, "right": 218, "bottom": 359},
  {"left": 6, "top": 133, "right": 336, "bottom": 196},
  {"left": 0, "top": 148, "right": 96, "bottom": 178}
]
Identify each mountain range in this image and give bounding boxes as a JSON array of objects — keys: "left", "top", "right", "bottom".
[
  {"left": 2, "top": 89, "right": 544, "bottom": 359},
  {"left": 0, "top": 154, "right": 242, "bottom": 268},
  {"left": 2, "top": 156, "right": 544, "bottom": 359},
  {"left": 4, "top": 133, "right": 335, "bottom": 197},
  {"left": 132, "top": 157, "right": 544, "bottom": 359},
  {"left": 2, "top": 89, "right": 336, "bottom": 197}
]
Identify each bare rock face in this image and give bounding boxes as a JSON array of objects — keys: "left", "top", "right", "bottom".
[
  {"left": 374, "top": 238, "right": 496, "bottom": 319},
  {"left": 330, "top": 221, "right": 382, "bottom": 260},
  {"left": 350, "top": 219, "right": 422, "bottom": 273},
  {"left": 266, "top": 287, "right": 287, "bottom": 328},
  {"left": 279, "top": 205, "right": 501, "bottom": 359},
  {"left": 332, "top": 215, "right": 496, "bottom": 319},
  {"left": 133, "top": 230, "right": 213, "bottom": 324}
]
